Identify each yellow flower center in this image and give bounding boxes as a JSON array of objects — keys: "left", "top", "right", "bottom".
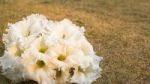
[
  {"left": 36, "top": 60, "right": 45, "bottom": 68},
  {"left": 14, "top": 46, "right": 23, "bottom": 57},
  {"left": 78, "top": 66, "right": 84, "bottom": 72},
  {"left": 57, "top": 54, "right": 66, "bottom": 61},
  {"left": 39, "top": 46, "right": 48, "bottom": 53},
  {"left": 15, "top": 49, "right": 23, "bottom": 57}
]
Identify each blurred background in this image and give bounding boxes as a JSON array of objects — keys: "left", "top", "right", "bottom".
[{"left": 0, "top": 0, "right": 150, "bottom": 84}]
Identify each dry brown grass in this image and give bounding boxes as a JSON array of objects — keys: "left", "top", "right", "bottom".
[{"left": 0, "top": 0, "right": 150, "bottom": 84}]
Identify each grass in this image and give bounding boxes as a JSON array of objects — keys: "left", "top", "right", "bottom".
[{"left": 0, "top": 0, "right": 150, "bottom": 84}]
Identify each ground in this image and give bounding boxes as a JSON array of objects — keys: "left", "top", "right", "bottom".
[{"left": 0, "top": 0, "right": 150, "bottom": 84}]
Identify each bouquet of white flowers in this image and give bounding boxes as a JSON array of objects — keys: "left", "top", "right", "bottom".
[{"left": 0, "top": 14, "right": 102, "bottom": 84}]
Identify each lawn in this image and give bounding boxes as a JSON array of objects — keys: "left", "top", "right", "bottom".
[{"left": 0, "top": 0, "right": 150, "bottom": 84}]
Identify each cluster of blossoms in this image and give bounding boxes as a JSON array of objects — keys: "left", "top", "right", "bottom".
[{"left": 0, "top": 14, "right": 102, "bottom": 84}]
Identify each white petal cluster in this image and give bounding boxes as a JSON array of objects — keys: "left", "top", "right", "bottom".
[{"left": 0, "top": 14, "right": 103, "bottom": 84}]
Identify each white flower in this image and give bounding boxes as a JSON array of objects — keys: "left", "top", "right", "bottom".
[{"left": 0, "top": 14, "right": 102, "bottom": 84}]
